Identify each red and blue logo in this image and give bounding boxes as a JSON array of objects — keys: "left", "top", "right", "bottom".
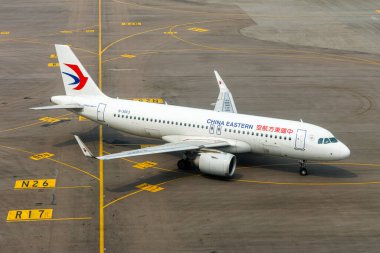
[{"left": 62, "top": 64, "right": 88, "bottom": 90}]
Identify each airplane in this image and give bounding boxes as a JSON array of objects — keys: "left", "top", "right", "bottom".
[{"left": 31, "top": 44, "right": 350, "bottom": 177}]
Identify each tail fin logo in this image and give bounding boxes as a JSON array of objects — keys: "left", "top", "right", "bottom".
[{"left": 62, "top": 64, "right": 88, "bottom": 90}]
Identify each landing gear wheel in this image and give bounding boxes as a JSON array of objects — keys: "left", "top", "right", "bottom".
[
  {"left": 300, "top": 168, "right": 308, "bottom": 176},
  {"left": 177, "top": 159, "right": 191, "bottom": 170}
]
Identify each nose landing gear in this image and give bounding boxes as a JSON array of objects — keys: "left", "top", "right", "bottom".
[{"left": 299, "top": 160, "right": 308, "bottom": 176}]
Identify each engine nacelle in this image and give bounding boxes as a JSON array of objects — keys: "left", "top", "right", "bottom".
[{"left": 194, "top": 152, "right": 237, "bottom": 177}]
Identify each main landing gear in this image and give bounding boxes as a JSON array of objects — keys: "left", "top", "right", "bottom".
[
  {"left": 299, "top": 160, "right": 308, "bottom": 176},
  {"left": 177, "top": 159, "right": 192, "bottom": 170}
]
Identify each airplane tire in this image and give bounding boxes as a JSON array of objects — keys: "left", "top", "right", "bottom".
[
  {"left": 177, "top": 159, "right": 190, "bottom": 170},
  {"left": 300, "top": 168, "right": 308, "bottom": 176}
]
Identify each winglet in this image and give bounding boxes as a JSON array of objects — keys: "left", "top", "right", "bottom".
[
  {"left": 214, "top": 70, "right": 228, "bottom": 90},
  {"left": 213, "top": 70, "right": 238, "bottom": 113},
  {"left": 74, "top": 135, "right": 96, "bottom": 158}
]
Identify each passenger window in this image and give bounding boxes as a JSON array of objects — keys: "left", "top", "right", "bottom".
[
  {"left": 270, "top": 135, "right": 272, "bottom": 138},
  {"left": 261, "top": 133, "right": 263, "bottom": 137},
  {"left": 176, "top": 122, "right": 178, "bottom": 125},
  {"left": 134, "top": 116, "right": 136, "bottom": 120},
  {"left": 238, "top": 130, "right": 241, "bottom": 134},
  {"left": 184, "top": 123, "right": 186, "bottom": 126},
  {"left": 197, "top": 125, "right": 199, "bottom": 128},
  {"left": 233, "top": 130, "right": 236, "bottom": 133},
  {"left": 138, "top": 117, "right": 140, "bottom": 120},
  {"left": 163, "top": 120, "right": 165, "bottom": 123},
  {"left": 229, "top": 129, "right": 232, "bottom": 133},
  {"left": 265, "top": 134, "right": 268, "bottom": 138},
  {"left": 154, "top": 119, "right": 157, "bottom": 122},
  {"left": 284, "top": 137, "right": 287, "bottom": 140},
  {"left": 324, "top": 138, "right": 330, "bottom": 144},
  {"left": 289, "top": 137, "right": 292, "bottom": 141},
  {"left": 201, "top": 125, "right": 204, "bottom": 129},
  {"left": 159, "top": 120, "right": 161, "bottom": 123},
  {"left": 318, "top": 138, "right": 323, "bottom": 144},
  {"left": 279, "top": 136, "right": 282, "bottom": 140},
  {"left": 256, "top": 133, "right": 259, "bottom": 136}
]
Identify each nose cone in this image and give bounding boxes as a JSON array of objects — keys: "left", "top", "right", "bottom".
[{"left": 338, "top": 142, "right": 351, "bottom": 159}]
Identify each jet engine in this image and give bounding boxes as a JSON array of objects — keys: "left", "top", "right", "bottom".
[{"left": 194, "top": 152, "right": 236, "bottom": 177}]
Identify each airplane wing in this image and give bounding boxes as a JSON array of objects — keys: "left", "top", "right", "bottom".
[
  {"left": 74, "top": 135, "right": 230, "bottom": 160},
  {"left": 213, "top": 70, "right": 238, "bottom": 113},
  {"left": 30, "top": 104, "right": 84, "bottom": 110}
]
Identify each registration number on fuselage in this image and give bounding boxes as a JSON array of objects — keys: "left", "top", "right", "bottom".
[{"left": 118, "top": 109, "right": 131, "bottom": 114}]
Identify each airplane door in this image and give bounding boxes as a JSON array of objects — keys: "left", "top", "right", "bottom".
[
  {"left": 209, "top": 124, "right": 215, "bottom": 134},
  {"left": 295, "top": 129, "right": 307, "bottom": 150},
  {"left": 216, "top": 124, "right": 222, "bottom": 135},
  {"left": 97, "top": 103, "right": 106, "bottom": 122}
]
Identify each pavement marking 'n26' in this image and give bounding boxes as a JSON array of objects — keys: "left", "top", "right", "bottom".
[{"left": 14, "top": 179, "right": 56, "bottom": 189}]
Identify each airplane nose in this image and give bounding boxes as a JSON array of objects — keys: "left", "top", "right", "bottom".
[{"left": 339, "top": 143, "right": 351, "bottom": 159}]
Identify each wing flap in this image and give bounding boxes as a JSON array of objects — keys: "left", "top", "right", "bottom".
[{"left": 98, "top": 140, "right": 230, "bottom": 160}]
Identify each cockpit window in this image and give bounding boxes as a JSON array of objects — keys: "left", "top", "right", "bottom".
[{"left": 318, "top": 137, "right": 338, "bottom": 144}]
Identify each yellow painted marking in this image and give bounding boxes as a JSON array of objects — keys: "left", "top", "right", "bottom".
[
  {"left": 187, "top": 27, "right": 209, "bottom": 32},
  {"left": 132, "top": 161, "right": 157, "bottom": 170},
  {"left": 14, "top": 179, "right": 56, "bottom": 189},
  {"left": 60, "top": 30, "right": 73, "bottom": 34},
  {"left": 121, "top": 22, "right": 142, "bottom": 26},
  {"left": 130, "top": 98, "right": 165, "bottom": 104},
  {"left": 7, "top": 209, "right": 53, "bottom": 221},
  {"left": 85, "top": 29, "right": 95, "bottom": 33},
  {"left": 78, "top": 116, "right": 89, "bottom": 121},
  {"left": 376, "top": 10, "right": 380, "bottom": 13},
  {"left": 29, "top": 152, "right": 54, "bottom": 161},
  {"left": 140, "top": 144, "right": 157, "bottom": 148},
  {"left": 7, "top": 217, "right": 92, "bottom": 223},
  {"left": 98, "top": 0, "right": 104, "bottom": 251},
  {"left": 121, "top": 54, "right": 136, "bottom": 58},
  {"left": 164, "top": 31, "right": 177, "bottom": 35},
  {"left": 136, "top": 183, "right": 164, "bottom": 192},
  {"left": 0, "top": 31, "right": 10, "bottom": 35},
  {"left": 50, "top": 54, "right": 57, "bottom": 59},
  {"left": 48, "top": 62, "right": 59, "bottom": 67},
  {"left": 0, "top": 144, "right": 99, "bottom": 180},
  {"left": 39, "top": 116, "right": 61, "bottom": 123}
]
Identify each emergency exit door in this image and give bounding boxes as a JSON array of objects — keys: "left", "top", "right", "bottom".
[{"left": 97, "top": 103, "right": 106, "bottom": 122}]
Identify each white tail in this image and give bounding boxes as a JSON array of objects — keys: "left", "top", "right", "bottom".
[{"left": 55, "top": 44, "right": 105, "bottom": 97}]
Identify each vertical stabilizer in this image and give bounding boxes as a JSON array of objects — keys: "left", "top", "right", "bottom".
[{"left": 55, "top": 44, "right": 105, "bottom": 97}]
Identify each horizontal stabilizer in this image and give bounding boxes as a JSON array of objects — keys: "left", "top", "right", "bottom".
[{"left": 30, "top": 104, "right": 84, "bottom": 110}]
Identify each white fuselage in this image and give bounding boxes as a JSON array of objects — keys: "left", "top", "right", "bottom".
[{"left": 52, "top": 95, "right": 350, "bottom": 161}]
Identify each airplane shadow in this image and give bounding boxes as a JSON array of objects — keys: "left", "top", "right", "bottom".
[
  {"left": 53, "top": 127, "right": 357, "bottom": 181},
  {"left": 236, "top": 154, "right": 357, "bottom": 178}
]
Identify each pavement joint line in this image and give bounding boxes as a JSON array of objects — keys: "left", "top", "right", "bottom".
[
  {"left": 0, "top": 144, "right": 100, "bottom": 181},
  {"left": 167, "top": 20, "right": 380, "bottom": 68},
  {"left": 7, "top": 217, "right": 92, "bottom": 223}
]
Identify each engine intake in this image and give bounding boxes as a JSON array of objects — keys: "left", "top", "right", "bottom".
[{"left": 194, "top": 152, "right": 236, "bottom": 177}]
